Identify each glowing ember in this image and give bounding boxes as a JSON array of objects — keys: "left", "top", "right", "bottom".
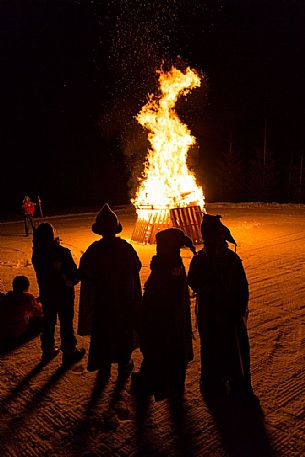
[{"left": 132, "top": 65, "right": 205, "bottom": 219}]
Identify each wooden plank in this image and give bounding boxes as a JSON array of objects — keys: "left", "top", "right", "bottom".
[
  {"left": 132, "top": 206, "right": 203, "bottom": 244},
  {"left": 132, "top": 208, "right": 172, "bottom": 244},
  {"left": 187, "top": 206, "right": 201, "bottom": 243},
  {"left": 170, "top": 206, "right": 203, "bottom": 244}
]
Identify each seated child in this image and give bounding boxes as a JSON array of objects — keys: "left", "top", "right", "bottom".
[{"left": 0, "top": 276, "right": 43, "bottom": 341}]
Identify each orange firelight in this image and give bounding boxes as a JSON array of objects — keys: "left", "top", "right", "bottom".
[{"left": 132, "top": 65, "right": 205, "bottom": 244}]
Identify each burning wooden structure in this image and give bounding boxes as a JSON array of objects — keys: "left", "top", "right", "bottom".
[
  {"left": 132, "top": 205, "right": 203, "bottom": 245},
  {"left": 131, "top": 66, "right": 205, "bottom": 245}
]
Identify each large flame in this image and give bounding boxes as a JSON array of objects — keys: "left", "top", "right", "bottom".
[{"left": 133, "top": 66, "right": 205, "bottom": 214}]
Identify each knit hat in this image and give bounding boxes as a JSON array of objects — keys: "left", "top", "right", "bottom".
[
  {"left": 156, "top": 228, "right": 197, "bottom": 257},
  {"left": 201, "top": 213, "right": 236, "bottom": 246},
  {"left": 92, "top": 203, "right": 122, "bottom": 235}
]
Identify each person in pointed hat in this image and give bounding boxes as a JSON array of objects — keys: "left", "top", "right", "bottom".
[
  {"left": 132, "top": 228, "right": 195, "bottom": 401},
  {"left": 78, "top": 203, "right": 142, "bottom": 384},
  {"left": 200, "top": 213, "right": 237, "bottom": 249},
  {"left": 91, "top": 203, "right": 123, "bottom": 235},
  {"left": 188, "top": 214, "right": 258, "bottom": 403}
]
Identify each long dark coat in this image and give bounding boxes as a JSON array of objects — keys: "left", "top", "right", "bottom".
[
  {"left": 78, "top": 237, "right": 141, "bottom": 371},
  {"left": 138, "top": 255, "right": 193, "bottom": 400},
  {"left": 188, "top": 246, "right": 250, "bottom": 393}
]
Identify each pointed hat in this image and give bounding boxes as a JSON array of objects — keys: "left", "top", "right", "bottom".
[
  {"left": 156, "top": 228, "right": 197, "bottom": 256},
  {"left": 92, "top": 203, "right": 122, "bottom": 235},
  {"left": 201, "top": 213, "right": 236, "bottom": 245}
]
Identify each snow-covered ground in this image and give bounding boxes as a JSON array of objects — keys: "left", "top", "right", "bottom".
[{"left": 0, "top": 204, "right": 305, "bottom": 457}]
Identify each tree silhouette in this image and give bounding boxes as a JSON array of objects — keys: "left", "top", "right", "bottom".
[
  {"left": 247, "top": 146, "right": 279, "bottom": 201},
  {"left": 287, "top": 151, "right": 305, "bottom": 202},
  {"left": 216, "top": 136, "right": 246, "bottom": 202}
]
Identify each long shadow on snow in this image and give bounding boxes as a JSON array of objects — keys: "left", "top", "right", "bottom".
[
  {"left": 0, "top": 362, "right": 72, "bottom": 449},
  {"left": 133, "top": 391, "right": 197, "bottom": 457},
  {"left": 70, "top": 372, "right": 130, "bottom": 455},
  {"left": 0, "top": 361, "right": 43, "bottom": 413},
  {"left": 0, "top": 328, "right": 41, "bottom": 357},
  {"left": 206, "top": 395, "right": 276, "bottom": 457}
]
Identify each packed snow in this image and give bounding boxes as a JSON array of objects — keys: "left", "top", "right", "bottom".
[{"left": 0, "top": 203, "right": 304, "bottom": 457}]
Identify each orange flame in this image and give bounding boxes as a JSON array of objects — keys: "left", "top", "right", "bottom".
[{"left": 133, "top": 66, "right": 205, "bottom": 214}]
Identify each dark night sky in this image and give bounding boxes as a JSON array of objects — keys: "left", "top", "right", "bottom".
[{"left": 1, "top": 0, "right": 305, "bottom": 213}]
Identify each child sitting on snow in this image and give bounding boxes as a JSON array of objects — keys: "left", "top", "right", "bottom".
[{"left": 0, "top": 275, "right": 42, "bottom": 342}]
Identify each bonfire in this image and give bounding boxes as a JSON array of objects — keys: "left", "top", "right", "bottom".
[{"left": 132, "top": 66, "right": 205, "bottom": 244}]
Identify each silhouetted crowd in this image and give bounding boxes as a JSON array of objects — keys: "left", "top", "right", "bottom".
[{"left": 0, "top": 203, "right": 259, "bottom": 405}]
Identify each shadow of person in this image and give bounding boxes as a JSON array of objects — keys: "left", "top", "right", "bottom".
[
  {"left": 69, "top": 369, "right": 110, "bottom": 454},
  {"left": 133, "top": 391, "right": 196, "bottom": 457},
  {"left": 0, "top": 362, "right": 44, "bottom": 414},
  {"left": 101, "top": 376, "right": 132, "bottom": 432},
  {"left": 0, "top": 362, "right": 72, "bottom": 449},
  {"left": 168, "top": 394, "right": 196, "bottom": 457},
  {"left": 69, "top": 369, "right": 135, "bottom": 455},
  {"left": 0, "top": 323, "right": 41, "bottom": 357},
  {"left": 204, "top": 393, "right": 275, "bottom": 457},
  {"left": 132, "top": 387, "right": 154, "bottom": 457}
]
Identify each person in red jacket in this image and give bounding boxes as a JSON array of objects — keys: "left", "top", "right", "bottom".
[
  {"left": 21, "top": 195, "right": 36, "bottom": 237},
  {"left": 0, "top": 276, "right": 42, "bottom": 341}
]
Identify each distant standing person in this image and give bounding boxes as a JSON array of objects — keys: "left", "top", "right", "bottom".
[
  {"left": 78, "top": 203, "right": 142, "bottom": 384},
  {"left": 132, "top": 228, "right": 195, "bottom": 401},
  {"left": 32, "top": 222, "right": 85, "bottom": 365},
  {"left": 22, "top": 195, "right": 36, "bottom": 237},
  {"left": 188, "top": 214, "right": 257, "bottom": 402}
]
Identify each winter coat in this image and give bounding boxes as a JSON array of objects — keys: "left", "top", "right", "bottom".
[
  {"left": 22, "top": 200, "right": 35, "bottom": 216},
  {"left": 78, "top": 237, "right": 142, "bottom": 371},
  {"left": 32, "top": 242, "right": 78, "bottom": 303},
  {"left": 0, "top": 291, "right": 42, "bottom": 339},
  {"left": 188, "top": 246, "right": 250, "bottom": 389},
  {"left": 188, "top": 247, "right": 248, "bottom": 324},
  {"left": 138, "top": 255, "right": 193, "bottom": 400}
]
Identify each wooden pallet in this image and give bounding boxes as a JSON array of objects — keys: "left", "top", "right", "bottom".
[
  {"left": 131, "top": 208, "right": 171, "bottom": 244},
  {"left": 131, "top": 205, "right": 203, "bottom": 244},
  {"left": 170, "top": 205, "right": 203, "bottom": 244}
]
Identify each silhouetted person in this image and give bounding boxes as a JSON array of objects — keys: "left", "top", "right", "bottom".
[
  {"left": 0, "top": 275, "right": 42, "bottom": 341},
  {"left": 32, "top": 223, "right": 85, "bottom": 365},
  {"left": 188, "top": 214, "right": 257, "bottom": 401},
  {"left": 132, "top": 228, "right": 195, "bottom": 401},
  {"left": 78, "top": 203, "right": 142, "bottom": 383},
  {"left": 22, "top": 195, "right": 36, "bottom": 237}
]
